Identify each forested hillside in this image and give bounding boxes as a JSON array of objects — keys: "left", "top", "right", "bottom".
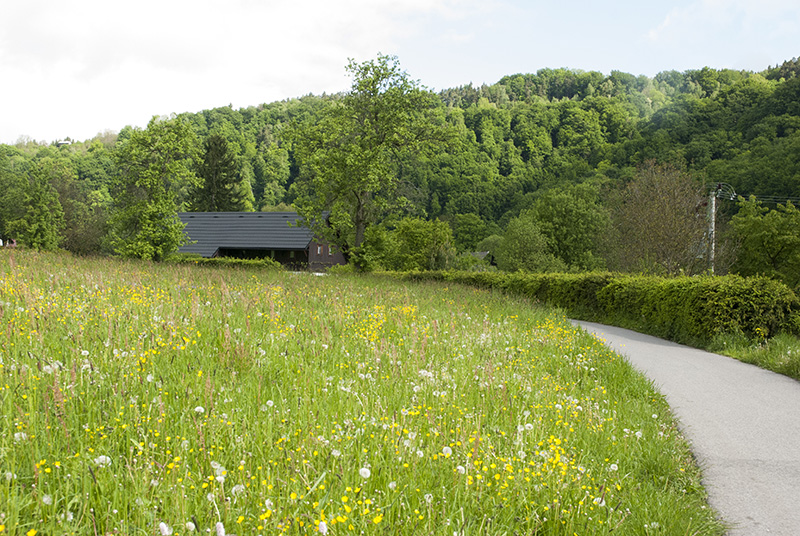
[{"left": 2, "top": 56, "right": 799, "bottom": 282}]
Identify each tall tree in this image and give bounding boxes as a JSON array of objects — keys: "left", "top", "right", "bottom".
[
  {"left": 287, "top": 54, "right": 452, "bottom": 264},
  {"left": 189, "top": 134, "right": 243, "bottom": 211},
  {"left": 108, "top": 115, "right": 199, "bottom": 261},
  {"left": 5, "top": 160, "right": 65, "bottom": 250},
  {"left": 604, "top": 162, "right": 708, "bottom": 275},
  {"left": 731, "top": 196, "right": 800, "bottom": 288}
]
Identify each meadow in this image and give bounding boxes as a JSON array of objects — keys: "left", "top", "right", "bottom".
[{"left": 0, "top": 251, "right": 725, "bottom": 535}]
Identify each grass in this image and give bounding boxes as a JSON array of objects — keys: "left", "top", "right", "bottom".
[
  {"left": 709, "top": 331, "right": 800, "bottom": 381},
  {"left": 0, "top": 250, "right": 725, "bottom": 535}
]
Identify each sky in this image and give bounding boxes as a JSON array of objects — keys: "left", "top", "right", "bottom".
[{"left": 1, "top": 0, "right": 798, "bottom": 145}]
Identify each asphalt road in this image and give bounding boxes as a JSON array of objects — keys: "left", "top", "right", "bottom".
[{"left": 572, "top": 320, "right": 800, "bottom": 536}]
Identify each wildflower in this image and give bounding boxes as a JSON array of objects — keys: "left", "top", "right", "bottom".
[
  {"left": 593, "top": 497, "right": 606, "bottom": 507},
  {"left": 232, "top": 484, "right": 245, "bottom": 496},
  {"left": 14, "top": 432, "right": 27, "bottom": 442},
  {"left": 42, "top": 494, "right": 53, "bottom": 505},
  {"left": 159, "top": 522, "right": 173, "bottom": 535},
  {"left": 360, "top": 467, "right": 371, "bottom": 479},
  {"left": 456, "top": 465, "right": 466, "bottom": 474},
  {"left": 185, "top": 522, "right": 196, "bottom": 532},
  {"left": 194, "top": 406, "right": 205, "bottom": 414},
  {"left": 94, "top": 455, "right": 112, "bottom": 468},
  {"left": 215, "top": 522, "right": 226, "bottom": 536},
  {"left": 332, "top": 449, "right": 341, "bottom": 458},
  {"left": 266, "top": 400, "right": 274, "bottom": 407},
  {"left": 81, "top": 350, "right": 89, "bottom": 356},
  {"left": 373, "top": 513, "right": 383, "bottom": 524},
  {"left": 424, "top": 493, "right": 433, "bottom": 504},
  {"left": 609, "top": 463, "right": 618, "bottom": 472},
  {"left": 525, "top": 423, "right": 534, "bottom": 431},
  {"left": 442, "top": 446, "right": 452, "bottom": 457},
  {"left": 388, "top": 481, "right": 397, "bottom": 490},
  {"left": 319, "top": 520, "right": 328, "bottom": 534}
]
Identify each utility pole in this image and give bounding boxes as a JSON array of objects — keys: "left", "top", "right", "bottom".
[{"left": 708, "top": 183, "right": 737, "bottom": 274}]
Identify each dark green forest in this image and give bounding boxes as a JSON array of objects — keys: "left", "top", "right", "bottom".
[{"left": 2, "top": 55, "right": 800, "bottom": 286}]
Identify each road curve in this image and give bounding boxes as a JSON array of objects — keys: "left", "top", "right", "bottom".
[{"left": 572, "top": 320, "right": 800, "bottom": 536}]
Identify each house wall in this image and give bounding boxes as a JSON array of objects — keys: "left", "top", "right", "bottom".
[{"left": 308, "top": 241, "right": 347, "bottom": 271}]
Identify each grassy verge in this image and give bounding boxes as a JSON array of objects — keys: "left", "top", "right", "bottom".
[
  {"left": 710, "top": 331, "right": 800, "bottom": 380},
  {"left": 0, "top": 250, "right": 724, "bottom": 535}
]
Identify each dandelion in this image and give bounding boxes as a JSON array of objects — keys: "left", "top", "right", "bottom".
[
  {"left": 159, "top": 522, "right": 173, "bottom": 535},
  {"left": 42, "top": 494, "right": 53, "bottom": 505},
  {"left": 215, "top": 522, "right": 226, "bottom": 536},
  {"left": 359, "top": 467, "right": 371, "bottom": 479},
  {"left": 424, "top": 493, "right": 433, "bottom": 504},
  {"left": 319, "top": 520, "right": 328, "bottom": 534},
  {"left": 593, "top": 497, "right": 606, "bottom": 507},
  {"left": 232, "top": 484, "right": 245, "bottom": 496},
  {"left": 525, "top": 423, "right": 534, "bottom": 431},
  {"left": 388, "top": 481, "right": 397, "bottom": 490},
  {"left": 442, "top": 446, "right": 452, "bottom": 457},
  {"left": 456, "top": 465, "right": 466, "bottom": 474},
  {"left": 194, "top": 406, "right": 205, "bottom": 414},
  {"left": 81, "top": 350, "right": 89, "bottom": 356},
  {"left": 331, "top": 449, "right": 341, "bottom": 458},
  {"left": 609, "top": 463, "right": 618, "bottom": 472},
  {"left": 13, "top": 432, "right": 27, "bottom": 442},
  {"left": 94, "top": 455, "right": 112, "bottom": 468},
  {"left": 185, "top": 522, "right": 196, "bottom": 532},
  {"left": 266, "top": 400, "right": 274, "bottom": 407}
]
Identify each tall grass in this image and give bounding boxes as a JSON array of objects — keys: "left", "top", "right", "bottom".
[{"left": 0, "top": 250, "right": 724, "bottom": 535}]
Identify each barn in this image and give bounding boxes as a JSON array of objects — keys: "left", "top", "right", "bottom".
[{"left": 177, "top": 212, "right": 346, "bottom": 271}]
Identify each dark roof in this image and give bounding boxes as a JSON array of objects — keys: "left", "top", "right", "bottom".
[{"left": 177, "top": 212, "right": 314, "bottom": 257}]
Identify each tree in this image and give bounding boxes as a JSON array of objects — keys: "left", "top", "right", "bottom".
[
  {"left": 495, "top": 211, "right": 565, "bottom": 273},
  {"left": 731, "top": 196, "right": 800, "bottom": 288},
  {"left": 189, "top": 134, "right": 244, "bottom": 211},
  {"left": 604, "top": 162, "right": 708, "bottom": 275},
  {"left": 287, "top": 54, "right": 452, "bottom": 264},
  {"left": 5, "top": 160, "right": 65, "bottom": 250},
  {"left": 108, "top": 115, "right": 199, "bottom": 261},
  {"left": 528, "top": 183, "right": 609, "bottom": 270}
]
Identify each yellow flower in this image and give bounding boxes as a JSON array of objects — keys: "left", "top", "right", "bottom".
[
  {"left": 372, "top": 514, "right": 383, "bottom": 524},
  {"left": 27, "top": 530, "right": 38, "bottom": 536}
]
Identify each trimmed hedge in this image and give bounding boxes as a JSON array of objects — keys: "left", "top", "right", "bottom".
[
  {"left": 389, "top": 271, "right": 800, "bottom": 347},
  {"left": 164, "top": 253, "right": 284, "bottom": 271}
]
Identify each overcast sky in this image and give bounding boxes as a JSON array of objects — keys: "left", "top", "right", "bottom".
[{"left": 1, "top": 0, "right": 798, "bottom": 145}]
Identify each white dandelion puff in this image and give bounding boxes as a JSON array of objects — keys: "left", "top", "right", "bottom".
[
  {"left": 442, "top": 446, "right": 452, "bottom": 457},
  {"left": 194, "top": 406, "right": 205, "bottom": 414},
  {"left": 359, "top": 467, "right": 371, "bottom": 479},
  {"left": 42, "top": 494, "right": 53, "bottom": 505},
  {"left": 319, "top": 520, "right": 328, "bottom": 534},
  {"left": 185, "top": 521, "right": 196, "bottom": 532},
  {"left": 94, "top": 455, "right": 111, "bottom": 468},
  {"left": 215, "top": 522, "right": 226, "bottom": 536},
  {"left": 456, "top": 465, "right": 466, "bottom": 474},
  {"left": 159, "top": 522, "right": 173, "bottom": 535}
]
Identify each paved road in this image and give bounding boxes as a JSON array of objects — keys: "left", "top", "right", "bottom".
[{"left": 573, "top": 320, "right": 800, "bottom": 536}]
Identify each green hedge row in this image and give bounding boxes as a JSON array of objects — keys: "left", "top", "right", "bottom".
[
  {"left": 390, "top": 271, "right": 800, "bottom": 346},
  {"left": 164, "top": 253, "right": 284, "bottom": 271}
]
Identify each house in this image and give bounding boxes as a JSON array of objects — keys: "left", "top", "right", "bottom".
[{"left": 177, "top": 212, "right": 346, "bottom": 271}]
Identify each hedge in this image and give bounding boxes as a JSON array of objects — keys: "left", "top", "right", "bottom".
[{"left": 389, "top": 271, "right": 800, "bottom": 347}]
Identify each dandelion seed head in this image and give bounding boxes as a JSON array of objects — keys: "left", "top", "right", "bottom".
[{"left": 359, "top": 467, "right": 371, "bottom": 479}]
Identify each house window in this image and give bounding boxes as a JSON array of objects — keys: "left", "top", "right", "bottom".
[
  {"left": 317, "top": 245, "right": 323, "bottom": 255},
  {"left": 289, "top": 251, "right": 295, "bottom": 259},
  {"left": 328, "top": 245, "right": 334, "bottom": 256}
]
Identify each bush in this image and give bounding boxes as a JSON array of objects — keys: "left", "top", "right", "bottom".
[
  {"left": 164, "top": 253, "right": 284, "bottom": 271},
  {"left": 386, "top": 270, "right": 800, "bottom": 347}
]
